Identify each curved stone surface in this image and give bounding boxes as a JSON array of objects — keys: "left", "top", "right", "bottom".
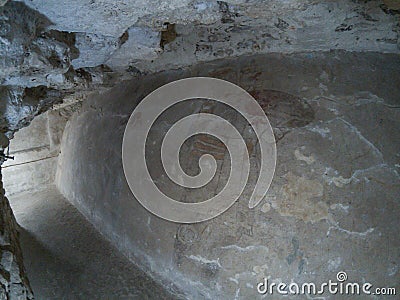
[
  {"left": 56, "top": 52, "right": 400, "bottom": 298},
  {"left": 1, "top": 0, "right": 399, "bottom": 298}
]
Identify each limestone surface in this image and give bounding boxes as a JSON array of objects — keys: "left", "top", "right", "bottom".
[{"left": 0, "top": 1, "right": 399, "bottom": 299}]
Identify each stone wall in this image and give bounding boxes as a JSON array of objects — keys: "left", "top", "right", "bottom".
[
  {"left": 1, "top": 0, "right": 399, "bottom": 137},
  {"left": 1, "top": 0, "right": 399, "bottom": 298},
  {"left": 0, "top": 97, "right": 78, "bottom": 299},
  {"left": 2, "top": 103, "right": 80, "bottom": 197},
  {"left": 0, "top": 170, "right": 33, "bottom": 299},
  {"left": 56, "top": 52, "right": 400, "bottom": 298}
]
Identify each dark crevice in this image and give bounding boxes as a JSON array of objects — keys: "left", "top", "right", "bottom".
[{"left": 160, "top": 23, "right": 177, "bottom": 50}]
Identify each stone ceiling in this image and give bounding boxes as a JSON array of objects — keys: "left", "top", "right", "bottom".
[{"left": 0, "top": 0, "right": 399, "bottom": 147}]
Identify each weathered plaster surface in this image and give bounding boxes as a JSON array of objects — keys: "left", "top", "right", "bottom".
[
  {"left": 0, "top": 0, "right": 399, "bottom": 298},
  {"left": 56, "top": 52, "right": 400, "bottom": 299}
]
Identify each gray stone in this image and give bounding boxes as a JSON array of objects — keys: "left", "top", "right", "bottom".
[
  {"left": 0, "top": 171, "right": 33, "bottom": 300},
  {"left": 55, "top": 52, "right": 400, "bottom": 299},
  {"left": 0, "top": 0, "right": 399, "bottom": 299}
]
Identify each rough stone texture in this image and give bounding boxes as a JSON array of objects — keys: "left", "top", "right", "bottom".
[
  {"left": 0, "top": 0, "right": 399, "bottom": 142},
  {"left": 0, "top": 0, "right": 399, "bottom": 298},
  {"left": 0, "top": 2, "right": 109, "bottom": 138},
  {"left": 1, "top": 0, "right": 399, "bottom": 129},
  {"left": 56, "top": 51, "right": 400, "bottom": 299},
  {"left": 0, "top": 171, "right": 33, "bottom": 300}
]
